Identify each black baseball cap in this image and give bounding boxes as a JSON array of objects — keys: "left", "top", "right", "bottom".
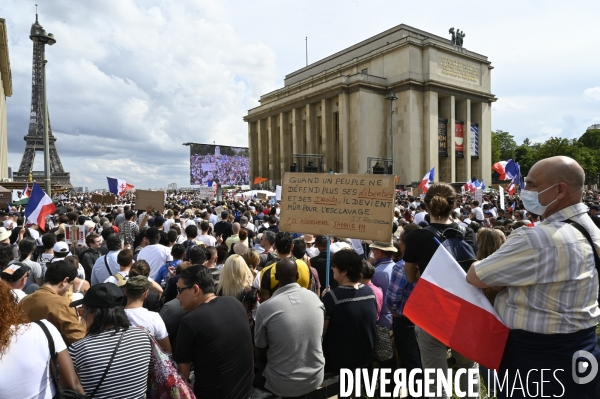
[
  {"left": 1, "top": 262, "right": 31, "bottom": 283},
  {"left": 69, "top": 283, "right": 125, "bottom": 308}
]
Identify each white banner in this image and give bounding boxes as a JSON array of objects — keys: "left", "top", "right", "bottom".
[
  {"left": 275, "top": 185, "right": 282, "bottom": 201},
  {"left": 499, "top": 186, "right": 505, "bottom": 211},
  {"left": 201, "top": 163, "right": 217, "bottom": 171},
  {"left": 198, "top": 186, "right": 215, "bottom": 199}
]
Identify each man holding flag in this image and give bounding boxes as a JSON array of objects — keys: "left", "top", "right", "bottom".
[{"left": 468, "top": 156, "right": 600, "bottom": 398}]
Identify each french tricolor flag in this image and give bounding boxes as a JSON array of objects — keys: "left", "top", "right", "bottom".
[
  {"left": 107, "top": 177, "right": 134, "bottom": 196},
  {"left": 507, "top": 176, "right": 517, "bottom": 196},
  {"left": 24, "top": 182, "right": 56, "bottom": 231},
  {"left": 417, "top": 167, "right": 435, "bottom": 193},
  {"left": 404, "top": 244, "right": 509, "bottom": 370},
  {"left": 492, "top": 159, "right": 518, "bottom": 180},
  {"left": 23, "top": 183, "right": 31, "bottom": 198}
]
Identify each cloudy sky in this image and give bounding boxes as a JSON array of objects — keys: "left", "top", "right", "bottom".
[{"left": 2, "top": 0, "right": 599, "bottom": 189}]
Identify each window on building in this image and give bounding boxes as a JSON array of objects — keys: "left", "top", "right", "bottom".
[{"left": 361, "top": 68, "right": 368, "bottom": 75}]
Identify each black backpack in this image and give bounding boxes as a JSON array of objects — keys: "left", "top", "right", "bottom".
[{"left": 425, "top": 224, "right": 477, "bottom": 273}]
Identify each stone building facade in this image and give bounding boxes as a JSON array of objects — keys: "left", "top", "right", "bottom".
[
  {"left": 244, "top": 24, "right": 495, "bottom": 187},
  {"left": 0, "top": 19, "right": 12, "bottom": 180}
]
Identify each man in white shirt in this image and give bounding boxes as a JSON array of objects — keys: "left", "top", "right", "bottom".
[
  {"left": 413, "top": 203, "right": 428, "bottom": 224},
  {"left": 137, "top": 227, "right": 173, "bottom": 280},
  {"left": 471, "top": 200, "right": 485, "bottom": 223},
  {"left": 197, "top": 221, "right": 217, "bottom": 247},
  {"left": 124, "top": 275, "right": 171, "bottom": 352},
  {"left": 91, "top": 234, "right": 123, "bottom": 285},
  {"left": 163, "top": 209, "right": 176, "bottom": 232},
  {"left": 1, "top": 262, "right": 30, "bottom": 302}
]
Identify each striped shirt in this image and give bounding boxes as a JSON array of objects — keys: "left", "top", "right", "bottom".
[
  {"left": 68, "top": 327, "right": 152, "bottom": 399},
  {"left": 385, "top": 260, "right": 416, "bottom": 317},
  {"left": 475, "top": 203, "right": 600, "bottom": 334}
]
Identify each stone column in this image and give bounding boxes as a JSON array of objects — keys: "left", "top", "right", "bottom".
[
  {"left": 306, "top": 103, "right": 315, "bottom": 155},
  {"left": 279, "top": 112, "right": 289, "bottom": 182},
  {"left": 248, "top": 121, "right": 256, "bottom": 186},
  {"left": 321, "top": 98, "right": 331, "bottom": 171},
  {"left": 423, "top": 90, "right": 439, "bottom": 183},
  {"left": 257, "top": 118, "right": 267, "bottom": 179},
  {"left": 339, "top": 91, "right": 350, "bottom": 173},
  {"left": 439, "top": 96, "right": 455, "bottom": 183}
]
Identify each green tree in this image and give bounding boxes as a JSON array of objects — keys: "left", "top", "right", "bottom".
[
  {"left": 491, "top": 130, "right": 517, "bottom": 163},
  {"left": 578, "top": 129, "right": 600, "bottom": 150}
]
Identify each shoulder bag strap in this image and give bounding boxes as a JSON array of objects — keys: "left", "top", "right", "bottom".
[
  {"left": 563, "top": 219, "right": 600, "bottom": 270},
  {"left": 103, "top": 255, "right": 111, "bottom": 276},
  {"left": 34, "top": 320, "right": 63, "bottom": 399},
  {"left": 88, "top": 330, "right": 126, "bottom": 399}
]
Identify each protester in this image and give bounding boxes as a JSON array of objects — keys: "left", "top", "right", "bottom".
[
  {"left": 68, "top": 283, "right": 153, "bottom": 398},
  {"left": 404, "top": 182, "right": 479, "bottom": 397},
  {"left": 322, "top": 249, "right": 377, "bottom": 371},
  {"left": 216, "top": 254, "right": 258, "bottom": 330},
  {"left": 369, "top": 241, "right": 397, "bottom": 329},
  {"left": 11, "top": 237, "right": 43, "bottom": 288},
  {"left": 175, "top": 265, "right": 253, "bottom": 398},
  {"left": 124, "top": 275, "right": 171, "bottom": 352},
  {"left": 1, "top": 261, "right": 31, "bottom": 302},
  {"left": 385, "top": 223, "right": 422, "bottom": 395},
  {"left": 90, "top": 234, "right": 123, "bottom": 284},
  {"left": 254, "top": 257, "right": 325, "bottom": 396},
  {"left": 0, "top": 280, "right": 85, "bottom": 398},
  {"left": 467, "top": 156, "right": 600, "bottom": 398},
  {"left": 19, "top": 259, "right": 87, "bottom": 345},
  {"left": 79, "top": 233, "right": 101, "bottom": 283},
  {"left": 360, "top": 260, "right": 382, "bottom": 321},
  {"left": 137, "top": 227, "right": 173, "bottom": 280}
]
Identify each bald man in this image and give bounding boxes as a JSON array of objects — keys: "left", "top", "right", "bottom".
[
  {"left": 467, "top": 156, "right": 600, "bottom": 398},
  {"left": 254, "top": 257, "right": 325, "bottom": 396}
]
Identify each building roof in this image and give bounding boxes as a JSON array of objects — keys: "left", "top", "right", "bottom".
[{"left": 0, "top": 19, "right": 12, "bottom": 97}]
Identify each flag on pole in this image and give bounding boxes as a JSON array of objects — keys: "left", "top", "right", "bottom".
[
  {"left": 481, "top": 179, "right": 486, "bottom": 190},
  {"left": 23, "top": 183, "right": 31, "bottom": 198},
  {"left": 417, "top": 167, "right": 435, "bottom": 193},
  {"left": 24, "top": 182, "right": 56, "bottom": 231},
  {"left": 470, "top": 179, "right": 480, "bottom": 193},
  {"left": 507, "top": 176, "right": 517, "bottom": 196},
  {"left": 463, "top": 178, "right": 472, "bottom": 192},
  {"left": 107, "top": 177, "right": 134, "bottom": 196},
  {"left": 403, "top": 244, "right": 509, "bottom": 370}
]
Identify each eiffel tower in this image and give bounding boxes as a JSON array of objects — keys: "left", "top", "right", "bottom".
[{"left": 12, "top": 12, "right": 72, "bottom": 189}]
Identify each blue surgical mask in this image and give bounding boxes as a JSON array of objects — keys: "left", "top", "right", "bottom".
[{"left": 520, "top": 184, "right": 557, "bottom": 215}]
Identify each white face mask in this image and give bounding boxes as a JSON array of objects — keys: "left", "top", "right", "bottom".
[
  {"left": 368, "top": 251, "right": 375, "bottom": 259},
  {"left": 521, "top": 184, "right": 558, "bottom": 215}
]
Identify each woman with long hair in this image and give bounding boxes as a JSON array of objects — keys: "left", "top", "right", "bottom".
[
  {"left": 0, "top": 280, "right": 84, "bottom": 397},
  {"left": 403, "top": 182, "right": 479, "bottom": 398},
  {"left": 68, "top": 283, "right": 152, "bottom": 398},
  {"left": 241, "top": 248, "right": 260, "bottom": 279},
  {"left": 216, "top": 255, "right": 258, "bottom": 331}
]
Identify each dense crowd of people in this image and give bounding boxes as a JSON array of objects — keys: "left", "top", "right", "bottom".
[{"left": 0, "top": 155, "right": 599, "bottom": 398}]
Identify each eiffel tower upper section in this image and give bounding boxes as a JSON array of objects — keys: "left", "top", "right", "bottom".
[{"left": 12, "top": 13, "right": 71, "bottom": 189}]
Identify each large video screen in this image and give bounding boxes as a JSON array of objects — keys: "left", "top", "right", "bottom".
[{"left": 190, "top": 144, "right": 250, "bottom": 186}]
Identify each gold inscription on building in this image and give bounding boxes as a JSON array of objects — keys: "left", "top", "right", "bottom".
[{"left": 439, "top": 55, "right": 479, "bottom": 83}]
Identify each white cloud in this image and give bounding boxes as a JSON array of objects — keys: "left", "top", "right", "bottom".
[{"left": 584, "top": 87, "right": 600, "bottom": 102}]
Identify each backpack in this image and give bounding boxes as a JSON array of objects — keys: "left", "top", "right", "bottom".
[{"left": 425, "top": 224, "right": 477, "bottom": 273}]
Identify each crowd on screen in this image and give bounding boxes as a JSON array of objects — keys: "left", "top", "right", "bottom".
[
  {"left": 0, "top": 155, "right": 599, "bottom": 398},
  {"left": 190, "top": 153, "right": 250, "bottom": 186}
]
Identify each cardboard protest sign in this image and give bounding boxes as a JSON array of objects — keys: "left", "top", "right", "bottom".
[
  {"left": 257, "top": 193, "right": 268, "bottom": 200},
  {"left": 198, "top": 186, "right": 215, "bottom": 200},
  {"left": 91, "top": 194, "right": 116, "bottom": 204},
  {"left": 280, "top": 172, "right": 395, "bottom": 241},
  {"left": 135, "top": 190, "right": 165, "bottom": 212}
]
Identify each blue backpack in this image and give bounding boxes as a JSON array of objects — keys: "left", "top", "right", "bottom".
[{"left": 425, "top": 224, "right": 477, "bottom": 273}]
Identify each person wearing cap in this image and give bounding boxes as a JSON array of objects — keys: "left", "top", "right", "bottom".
[
  {"left": 124, "top": 275, "right": 171, "bottom": 352},
  {"left": 19, "top": 260, "right": 87, "bottom": 345},
  {"left": 68, "top": 283, "right": 153, "bottom": 398},
  {"left": 52, "top": 241, "right": 86, "bottom": 282},
  {"left": 175, "top": 265, "right": 253, "bottom": 398},
  {"left": 369, "top": 241, "right": 397, "bottom": 329},
  {"left": 1, "top": 262, "right": 31, "bottom": 302},
  {"left": 302, "top": 234, "right": 319, "bottom": 258}
]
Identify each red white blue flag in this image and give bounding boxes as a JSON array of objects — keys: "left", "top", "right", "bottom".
[
  {"left": 24, "top": 182, "right": 56, "bottom": 231},
  {"left": 417, "top": 167, "right": 435, "bottom": 193},
  {"left": 107, "top": 177, "right": 134, "bottom": 196}
]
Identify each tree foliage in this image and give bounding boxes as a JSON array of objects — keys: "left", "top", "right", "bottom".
[{"left": 491, "top": 130, "right": 517, "bottom": 164}]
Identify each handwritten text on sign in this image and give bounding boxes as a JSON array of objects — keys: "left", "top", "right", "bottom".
[{"left": 280, "top": 172, "right": 395, "bottom": 242}]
